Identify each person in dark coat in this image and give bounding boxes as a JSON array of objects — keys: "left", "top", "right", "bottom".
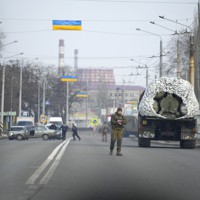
[
  {"left": 49, "top": 123, "right": 57, "bottom": 130},
  {"left": 72, "top": 123, "right": 81, "bottom": 141},
  {"left": 60, "top": 123, "right": 68, "bottom": 140},
  {"left": 110, "top": 107, "right": 127, "bottom": 156}
]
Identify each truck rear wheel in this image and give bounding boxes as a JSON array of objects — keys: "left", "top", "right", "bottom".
[
  {"left": 180, "top": 140, "right": 196, "bottom": 149},
  {"left": 138, "top": 138, "right": 151, "bottom": 147}
]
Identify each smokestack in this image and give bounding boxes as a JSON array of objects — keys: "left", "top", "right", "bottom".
[{"left": 58, "top": 39, "right": 65, "bottom": 76}]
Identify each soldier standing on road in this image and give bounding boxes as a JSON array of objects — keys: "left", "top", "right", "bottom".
[
  {"left": 110, "top": 107, "right": 127, "bottom": 156},
  {"left": 72, "top": 123, "right": 81, "bottom": 141},
  {"left": 60, "top": 123, "right": 68, "bottom": 140},
  {"left": 102, "top": 122, "right": 109, "bottom": 142}
]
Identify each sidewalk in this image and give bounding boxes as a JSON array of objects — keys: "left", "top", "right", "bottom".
[{"left": 0, "top": 133, "right": 8, "bottom": 140}]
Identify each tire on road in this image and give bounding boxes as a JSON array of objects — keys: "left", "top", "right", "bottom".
[
  {"left": 180, "top": 140, "right": 196, "bottom": 149},
  {"left": 138, "top": 138, "right": 151, "bottom": 147},
  {"left": 16, "top": 134, "right": 23, "bottom": 141},
  {"left": 42, "top": 134, "right": 49, "bottom": 140}
]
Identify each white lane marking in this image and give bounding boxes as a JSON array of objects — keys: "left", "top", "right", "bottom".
[
  {"left": 39, "top": 138, "right": 72, "bottom": 185},
  {"left": 26, "top": 139, "right": 67, "bottom": 185}
]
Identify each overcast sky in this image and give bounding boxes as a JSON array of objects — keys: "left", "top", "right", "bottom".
[{"left": 0, "top": 0, "right": 198, "bottom": 87}]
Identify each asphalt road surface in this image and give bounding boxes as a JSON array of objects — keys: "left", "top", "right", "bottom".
[{"left": 0, "top": 132, "right": 200, "bottom": 200}]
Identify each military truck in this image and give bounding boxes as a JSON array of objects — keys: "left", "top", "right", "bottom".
[{"left": 138, "top": 77, "right": 199, "bottom": 149}]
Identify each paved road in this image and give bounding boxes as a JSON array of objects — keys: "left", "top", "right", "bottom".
[{"left": 0, "top": 132, "right": 200, "bottom": 200}]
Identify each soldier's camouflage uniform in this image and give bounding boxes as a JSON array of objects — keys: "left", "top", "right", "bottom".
[{"left": 110, "top": 111, "right": 127, "bottom": 155}]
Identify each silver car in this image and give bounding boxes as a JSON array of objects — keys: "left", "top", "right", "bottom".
[
  {"left": 32, "top": 125, "right": 59, "bottom": 140},
  {"left": 8, "top": 126, "right": 32, "bottom": 140}
]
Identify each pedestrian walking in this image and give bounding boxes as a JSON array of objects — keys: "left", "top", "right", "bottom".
[
  {"left": 60, "top": 123, "right": 68, "bottom": 140},
  {"left": 72, "top": 123, "right": 81, "bottom": 141},
  {"left": 110, "top": 107, "right": 127, "bottom": 156},
  {"left": 102, "top": 122, "right": 109, "bottom": 142}
]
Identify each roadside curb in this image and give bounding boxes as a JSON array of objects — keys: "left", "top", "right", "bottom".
[{"left": 0, "top": 134, "right": 8, "bottom": 140}]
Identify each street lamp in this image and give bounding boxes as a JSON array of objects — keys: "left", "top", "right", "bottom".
[
  {"left": 1, "top": 41, "right": 18, "bottom": 47},
  {"left": 159, "top": 16, "right": 192, "bottom": 33},
  {"left": 1, "top": 53, "right": 23, "bottom": 124},
  {"left": 150, "top": 21, "right": 178, "bottom": 34},
  {"left": 136, "top": 28, "right": 163, "bottom": 78}
]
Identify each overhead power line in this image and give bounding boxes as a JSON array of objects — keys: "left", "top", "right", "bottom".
[
  {"left": 0, "top": 18, "right": 194, "bottom": 22},
  {"left": 66, "top": 0, "right": 197, "bottom": 4},
  {"left": 3, "top": 28, "right": 174, "bottom": 36}
]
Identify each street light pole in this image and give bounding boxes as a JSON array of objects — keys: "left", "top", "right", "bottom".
[
  {"left": 0, "top": 40, "right": 18, "bottom": 124},
  {"left": 38, "top": 82, "right": 40, "bottom": 123},
  {"left": 136, "top": 28, "right": 163, "bottom": 78},
  {"left": 66, "top": 82, "right": 69, "bottom": 124},
  {"left": 42, "top": 78, "right": 46, "bottom": 116},
  {"left": 1, "top": 63, "right": 5, "bottom": 124},
  {"left": 19, "top": 60, "right": 23, "bottom": 117},
  {"left": 86, "top": 80, "right": 88, "bottom": 127},
  {"left": 1, "top": 41, "right": 18, "bottom": 48},
  {"left": 10, "top": 77, "right": 15, "bottom": 127}
]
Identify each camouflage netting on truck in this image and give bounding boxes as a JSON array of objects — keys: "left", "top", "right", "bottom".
[{"left": 138, "top": 77, "right": 199, "bottom": 119}]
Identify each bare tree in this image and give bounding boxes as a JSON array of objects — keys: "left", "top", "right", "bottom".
[
  {"left": 0, "top": 59, "right": 46, "bottom": 122},
  {"left": 164, "top": 32, "right": 190, "bottom": 79}
]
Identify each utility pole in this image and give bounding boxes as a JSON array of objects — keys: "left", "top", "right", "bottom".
[
  {"left": 159, "top": 39, "right": 163, "bottom": 78},
  {"left": 189, "top": 35, "right": 195, "bottom": 87},
  {"left": 37, "top": 82, "right": 40, "bottom": 123},
  {"left": 1, "top": 52, "right": 23, "bottom": 124},
  {"left": 1, "top": 64, "right": 5, "bottom": 124},
  {"left": 198, "top": 0, "right": 200, "bottom": 103},
  {"left": 42, "top": 79, "right": 46, "bottom": 115},
  {"left": 66, "top": 82, "right": 69, "bottom": 124},
  {"left": 145, "top": 65, "right": 149, "bottom": 87},
  {"left": 177, "top": 39, "right": 181, "bottom": 78},
  {"left": 86, "top": 80, "right": 88, "bottom": 127},
  {"left": 19, "top": 60, "right": 23, "bottom": 117}
]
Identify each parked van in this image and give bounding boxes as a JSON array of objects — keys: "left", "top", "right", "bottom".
[{"left": 49, "top": 117, "right": 63, "bottom": 127}]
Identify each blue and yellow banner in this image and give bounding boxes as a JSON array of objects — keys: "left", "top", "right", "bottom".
[
  {"left": 60, "top": 76, "right": 77, "bottom": 82},
  {"left": 52, "top": 20, "right": 82, "bottom": 30},
  {"left": 76, "top": 92, "right": 88, "bottom": 98}
]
